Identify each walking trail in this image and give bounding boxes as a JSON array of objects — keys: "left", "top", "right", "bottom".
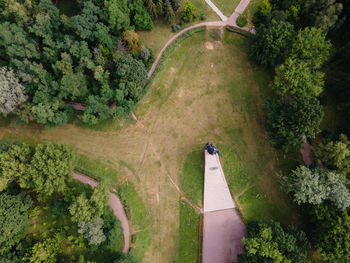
[{"left": 72, "top": 172, "right": 130, "bottom": 253}]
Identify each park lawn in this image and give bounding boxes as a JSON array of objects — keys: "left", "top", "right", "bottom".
[
  {"left": 0, "top": 28, "right": 304, "bottom": 262},
  {"left": 241, "top": 0, "right": 262, "bottom": 27},
  {"left": 211, "top": 0, "right": 240, "bottom": 17},
  {"left": 177, "top": 200, "right": 201, "bottom": 263}
]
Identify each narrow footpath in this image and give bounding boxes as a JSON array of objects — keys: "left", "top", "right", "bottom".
[{"left": 72, "top": 172, "right": 130, "bottom": 253}]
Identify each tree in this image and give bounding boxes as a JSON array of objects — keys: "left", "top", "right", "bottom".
[
  {"left": 237, "top": 221, "right": 310, "bottom": 263},
  {"left": 31, "top": 101, "right": 71, "bottom": 127},
  {"left": 59, "top": 72, "right": 88, "bottom": 100},
  {"left": 0, "top": 67, "right": 27, "bottom": 116},
  {"left": 69, "top": 182, "right": 109, "bottom": 222},
  {"left": 79, "top": 95, "right": 111, "bottom": 125},
  {"left": 303, "top": 0, "right": 343, "bottom": 32},
  {"left": 24, "top": 235, "right": 63, "bottom": 263},
  {"left": 156, "top": 0, "right": 164, "bottom": 17},
  {"left": 122, "top": 30, "right": 141, "bottom": 52},
  {"left": 289, "top": 27, "right": 332, "bottom": 69},
  {"left": 23, "top": 143, "right": 76, "bottom": 197},
  {"left": 130, "top": 0, "right": 154, "bottom": 31},
  {"left": 0, "top": 143, "right": 32, "bottom": 191},
  {"left": 164, "top": 0, "right": 176, "bottom": 24},
  {"left": 116, "top": 54, "right": 147, "bottom": 102},
  {"left": 1, "top": 0, "right": 34, "bottom": 24},
  {"left": 314, "top": 134, "right": 350, "bottom": 177},
  {"left": 78, "top": 217, "right": 106, "bottom": 245},
  {"left": 282, "top": 165, "right": 350, "bottom": 210},
  {"left": 0, "top": 193, "right": 33, "bottom": 255},
  {"left": 271, "top": 58, "right": 324, "bottom": 97},
  {"left": 181, "top": 1, "right": 196, "bottom": 22},
  {"left": 104, "top": 0, "right": 131, "bottom": 33},
  {"left": 310, "top": 204, "right": 350, "bottom": 262},
  {"left": 146, "top": 0, "right": 158, "bottom": 19},
  {"left": 94, "top": 23, "right": 115, "bottom": 50},
  {"left": 170, "top": 0, "right": 180, "bottom": 11},
  {"left": 264, "top": 96, "right": 323, "bottom": 152},
  {"left": 250, "top": 19, "right": 295, "bottom": 67}
]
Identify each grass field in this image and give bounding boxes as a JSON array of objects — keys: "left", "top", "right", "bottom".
[
  {"left": 211, "top": 0, "right": 240, "bottom": 16},
  {"left": 0, "top": 28, "right": 304, "bottom": 262},
  {"left": 177, "top": 200, "right": 201, "bottom": 262}
]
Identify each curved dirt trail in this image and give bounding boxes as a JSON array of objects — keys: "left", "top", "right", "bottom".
[{"left": 72, "top": 172, "right": 130, "bottom": 253}]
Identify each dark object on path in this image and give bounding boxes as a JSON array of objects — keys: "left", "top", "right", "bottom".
[{"left": 204, "top": 143, "right": 220, "bottom": 155}]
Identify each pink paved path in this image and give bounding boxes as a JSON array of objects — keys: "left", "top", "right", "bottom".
[
  {"left": 301, "top": 141, "right": 313, "bottom": 166},
  {"left": 72, "top": 172, "right": 130, "bottom": 253},
  {"left": 202, "top": 209, "right": 247, "bottom": 263}
]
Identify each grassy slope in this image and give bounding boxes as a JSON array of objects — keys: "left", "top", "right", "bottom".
[{"left": 0, "top": 28, "right": 303, "bottom": 262}]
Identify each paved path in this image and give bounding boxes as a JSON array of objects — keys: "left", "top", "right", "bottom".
[
  {"left": 72, "top": 172, "right": 130, "bottom": 253},
  {"left": 301, "top": 141, "right": 313, "bottom": 166},
  {"left": 202, "top": 150, "right": 247, "bottom": 263},
  {"left": 204, "top": 0, "right": 228, "bottom": 21}
]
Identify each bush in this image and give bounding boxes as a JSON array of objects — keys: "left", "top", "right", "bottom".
[
  {"left": 200, "top": 14, "right": 206, "bottom": 20},
  {"left": 236, "top": 14, "right": 247, "bottom": 27}
]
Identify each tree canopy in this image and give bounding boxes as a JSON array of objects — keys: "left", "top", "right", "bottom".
[
  {"left": 0, "top": 193, "right": 33, "bottom": 255},
  {"left": 282, "top": 165, "right": 350, "bottom": 210},
  {"left": 238, "top": 221, "right": 310, "bottom": 263},
  {"left": 250, "top": 19, "right": 295, "bottom": 68},
  {"left": 264, "top": 96, "right": 323, "bottom": 152}
]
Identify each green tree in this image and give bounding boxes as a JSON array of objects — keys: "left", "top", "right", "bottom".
[
  {"left": 289, "top": 27, "right": 332, "bottom": 69},
  {"left": 156, "top": 0, "right": 164, "bottom": 16},
  {"left": 0, "top": 67, "right": 27, "bottom": 116},
  {"left": 0, "top": 193, "right": 33, "bottom": 255},
  {"left": 164, "top": 0, "right": 175, "bottom": 24},
  {"left": 70, "top": 1, "right": 102, "bottom": 41},
  {"left": 264, "top": 96, "right": 323, "bottom": 152},
  {"left": 170, "top": 0, "right": 180, "bottom": 11},
  {"left": 303, "top": 0, "right": 343, "bottom": 32},
  {"left": 237, "top": 221, "right": 310, "bottom": 263},
  {"left": 250, "top": 19, "right": 295, "bottom": 67},
  {"left": 0, "top": 143, "right": 32, "bottom": 191},
  {"left": 146, "top": 0, "right": 158, "bottom": 19},
  {"left": 23, "top": 143, "right": 76, "bottom": 197},
  {"left": 69, "top": 182, "right": 109, "bottom": 222},
  {"left": 181, "top": 1, "right": 196, "bottom": 21},
  {"left": 59, "top": 72, "right": 88, "bottom": 100},
  {"left": 1, "top": 0, "right": 34, "bottom": 24},
  {"left": 24, "top": 235, "right": 63, "bottom": 263},
  {"left": 310, "top": 204, "right": 350, "bottom": 262},
  {"left": 314, "top": 134, "right": 350, "bottom": 177},
  {"left": 79, "top": 95, "right": 111, "bottom": 125},
  {"left": 282, "top": 165, "right": 350, "bottom": 210},
  {"left": 116, "top": 54, "right": 147, "bottom": 102},
  {"left": 271, "top": 58, "right": 324, "bottom": 97},
  {"left": 78, "top": 217, "right": 106, "bottom": 245},
  {"left": 130, "top": 0, "right": 154, "bottom": 31},
  {"left": 94, "top": 23, "right": 115, "bottom": 50},
  {"left": 104, "top": 0, "right": 130, "bottom": 33}
]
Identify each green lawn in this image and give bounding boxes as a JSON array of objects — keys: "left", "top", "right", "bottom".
[
  {"left": 211, "top": 0, "right": 240, "bottom": 17},
  {"left": 177, "top": 200, "right": 201, "bottom": 263}
]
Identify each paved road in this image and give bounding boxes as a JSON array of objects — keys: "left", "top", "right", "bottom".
[{"left": 72, "top": 172, "right": 130, "bottom": 253}]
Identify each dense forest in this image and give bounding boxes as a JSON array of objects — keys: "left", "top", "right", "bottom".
[
  {"left": 237, "top": 0, "right": 350, "bottom": 262},
  {"left": 0, "top": 141, "right": 135, "bottom": 262},
  {"left": 0, "top": 0, "right": 182, "bottom": 127}
]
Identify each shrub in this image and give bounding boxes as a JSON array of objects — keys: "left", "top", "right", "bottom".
[{"left": 236, "top": 14, "right": 247, "bottom": 27}]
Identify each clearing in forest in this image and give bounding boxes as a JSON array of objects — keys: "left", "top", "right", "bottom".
[{"left": 0, "top": 29, "right": 302, "bottom": 262}]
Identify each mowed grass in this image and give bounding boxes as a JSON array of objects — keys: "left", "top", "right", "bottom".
[
  {"left": 177, "top": 200, "right": 201, "bottom": 263},
  {"left": 0, "top": 28, "right": 303, "bottom": 262},
  {"left": 211, "top": 0, "right": 240, "bottom": 16}
]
